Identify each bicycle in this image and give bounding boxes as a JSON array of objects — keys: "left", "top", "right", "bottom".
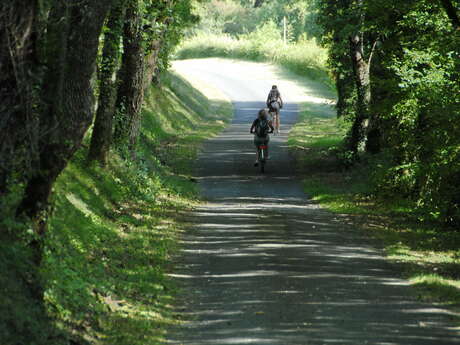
[{"left": 257, "top": 143, "right": 268, "bottom": 173}]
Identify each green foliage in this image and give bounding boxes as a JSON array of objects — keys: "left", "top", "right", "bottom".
[
  {"left": 288, "top": 75, "right": 460, "bottom": 306},
  {"left": 0, "top": 73, "right": 230, "bottom": 345},
  {"left": 189, "top": 0, "right": 320, "bottom": 40},
  {"left": 176, "top": 30, "right": 330, "bottom": 84},
  {"left": 149, "top": 0, "right": 199, "bottom": 74},
  {"left": 176, "top": 0, "right": 331, "bottom": 84},
  {"left": 317, "top": 0, "right": 460, "bottom": 226}
]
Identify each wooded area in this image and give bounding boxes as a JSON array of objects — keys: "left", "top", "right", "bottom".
[
  {"left": 0, "top": 0, "right": 459, "bottom": 344},
  {"left": 180, "top": 0, "right": 460, "bottom": 225},
  {"left": 1, "top": 0, "right": 197, "bottom": 342},
  {"left": 1, "top": 0, "right": 196, "bottom": 225},
  {"left": 317, "top": 0, "right": 460, "bottom": 225}
]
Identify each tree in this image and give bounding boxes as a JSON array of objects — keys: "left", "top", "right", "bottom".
[
  {"left": 88, "top": 0, "right": 128, "bottom": 164},
  {"left": 0, "top": 0, "right": 40, "bottom": 196},
  {"left": 113, "top": 0, "right": 146, "bottom": 155},
  {"left": 113, "top": 0, "right": 197, "bottom": 156},
  {"left": 317, "top": 0, "right": 460, "bottom": 224},
  {"left": 18, "top": 0, "right": 112, "bottom": 238},
  {"left": 317, "top": 0, "right": 381, "bottom": 154},
  {"left": 439, "top": 0, "right": 460, "bottom": 29}
]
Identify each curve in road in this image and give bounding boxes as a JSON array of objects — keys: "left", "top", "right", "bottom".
[{"left": 168, "top": 58, "right": 459, "bottom": 345}]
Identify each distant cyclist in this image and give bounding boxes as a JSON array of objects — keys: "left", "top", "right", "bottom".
[
  {"left": 250, "top": 109, "right": 274, "bottom": 166},
  {"left": 266, "top": 85, "right": 283, "bottom": 134}
]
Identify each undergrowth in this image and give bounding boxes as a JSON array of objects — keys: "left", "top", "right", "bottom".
[
  {"left": 289, "top": 94, "right": 460, "bottom": 309},
  {"left": 0, "top": 72, "right": 231, "bottom": 345}
]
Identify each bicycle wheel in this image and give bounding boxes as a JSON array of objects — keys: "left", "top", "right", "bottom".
[{"left": 259, "top": 148, "right": 266, "bottom": 173}]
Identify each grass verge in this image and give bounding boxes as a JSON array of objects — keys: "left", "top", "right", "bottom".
[
  {"left": 289, "top": 97, "right": 460, "bottom": 311},
  {"left": 176, "top": 33, "right": 332, "bottom": 88},
  {"left": 1, "top": 72, "right": 232, "bottom": 345}
]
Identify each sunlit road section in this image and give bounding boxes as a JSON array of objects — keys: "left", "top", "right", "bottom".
[{"left": 168, "top": 58, "right": 459, "bottom": 345}]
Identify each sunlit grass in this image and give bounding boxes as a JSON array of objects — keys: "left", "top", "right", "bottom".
[
  {"left": 411, "top": 275, "right": 460, "bottom": 305},
  {"left": 40, "top": 72, "right": 232, "bottom": 344},
  {"left": 289, "top": 88, "right": 460, "bottom": 308},
  {"left": 176, "top": 33, "right": 331, "bottom": 87}
]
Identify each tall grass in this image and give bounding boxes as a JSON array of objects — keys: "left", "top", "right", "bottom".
[{"left": 176, "top": 29, "right": 331, "bottom": 86}]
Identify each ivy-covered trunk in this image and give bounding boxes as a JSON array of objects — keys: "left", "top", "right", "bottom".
[
  {"left": 18, "top": 0, "right": 111, "bottom": 232},
  {"left": 144, "top": 38, "right": 163, "bottom": 89},
  {"left": 331, "top": 41, "right": 355, "bottom": 119},
  {"left": 347, "top": 33, "right": 371, "bottom": 154},
  {"left": 88, "top": 0, "right": 127, "bottom": 164},
  {"left": 114, "top": 0, "right": 145, "bottom": 155}
]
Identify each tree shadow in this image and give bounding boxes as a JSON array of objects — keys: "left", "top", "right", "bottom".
[{"left": 166, "top": 99, "right": 459, "bottom": 343}]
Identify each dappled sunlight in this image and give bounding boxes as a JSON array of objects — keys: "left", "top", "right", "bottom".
[
  {"left": 167, "top": 59, "right": 459, "bottom": 344},
  {"left": 169, "top": 190, "right": 459, "bottom": 344}
]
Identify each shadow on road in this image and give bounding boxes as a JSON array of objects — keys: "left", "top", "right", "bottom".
[
  {"left": 170, "top": 198, "right": 459, "bottom": 344},
  {"left": 168, "top": 61, "right": 459, "bottom": 344}
]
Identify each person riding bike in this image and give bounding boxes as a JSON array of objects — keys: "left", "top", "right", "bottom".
[
  {"left": 250, "top": 109, "right": 274, "bottom": 166},
  {"left": 266, "top": 85, "right": 283, "bottom": 134}
]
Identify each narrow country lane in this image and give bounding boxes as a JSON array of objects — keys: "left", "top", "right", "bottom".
[{"left": 168, "top": 58, "right": 459, "bottom": 345}]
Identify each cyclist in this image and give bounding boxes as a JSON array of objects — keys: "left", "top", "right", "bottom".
[
  {"left": 266, "top": 85, "right": 283, "bottom": 134},
  {"left": 250, "top": 109, "right": 274, "bottom": 166}
]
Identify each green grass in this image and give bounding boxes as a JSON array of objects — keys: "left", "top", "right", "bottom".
[
  {"left": 176, "top": 33, "right": 332, "bottom": 87},
  {"left": 289, "top": 87, "right": 460, "bottom": 310},
  {"left": 1, "top": 72, "right": 232, "bottom": 345}
]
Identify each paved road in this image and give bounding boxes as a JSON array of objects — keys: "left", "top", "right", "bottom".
[{"left": 168, "top": 59, "right": 459, "bottom": 345}]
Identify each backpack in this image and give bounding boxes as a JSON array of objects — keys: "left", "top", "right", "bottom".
[
  {"left": 269, "top": 100, "right": 280, "bottom": 112},
  {"left": 255, "top": 118, "right": 269, "bottom": 137},
  {"left": 268, "top": 89, "right": 279, "bottom": 103}
]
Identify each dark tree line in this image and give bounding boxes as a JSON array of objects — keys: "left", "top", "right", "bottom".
[
  {"left": 1, "top": 0, "right": 195, "bottom": 234},
  {"left": 317, "top": 0, "right": 460, "bottom": 225},
  {"left": 0, "top": 0, "right": 196, "bottom": 321}
]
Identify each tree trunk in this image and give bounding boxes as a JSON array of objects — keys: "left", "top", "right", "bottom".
[
  {"left": 0, "top": 0, "right": 40, "bottom": 195},
  {"left": 333, "top": 48, "right": 355, "bottom": 118},
  {"left": 439, "top": 0, "right": 460, "bottom": 29},
  {"left": 335, "top": 75, "right": 348, "bottom": 118},
  {"left": 347, "top": 33, "right": 371, "bottom": 154},
  {"left": 18, "top": 0, "right": 111, "bottom": 230},
  {"left": 143, "top": 3, "right": 174, "bottom": 89},
  {"left": 88, "top": 0, "right": 127, "bottom": 164},
  {"left": 114, "top": 0, "right": 145, "bottom": 155},
  {"left": 254, "top": 0, "right": 265, "bottom": 8},
  {"left": 143, "top": 38, "right": 163, "bottom": 90}
]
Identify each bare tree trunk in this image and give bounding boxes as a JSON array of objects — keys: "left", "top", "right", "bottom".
[
  {"left": 114, "top": 0, "right": 145, "bottom": 155},
  {"left": 88, "top": 0, "right": 127, "bottom": 164},
  {"left": 18, "top": 0, "right": 111, "bottom": 232}
]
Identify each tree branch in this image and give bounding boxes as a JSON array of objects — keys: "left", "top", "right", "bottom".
[{"left": 367, "top": 37, "right": 379, "bottom": 66}]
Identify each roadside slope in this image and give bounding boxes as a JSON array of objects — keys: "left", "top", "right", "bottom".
[{"left": 1, "top": 72, "right": 232, "bottom": 345}]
